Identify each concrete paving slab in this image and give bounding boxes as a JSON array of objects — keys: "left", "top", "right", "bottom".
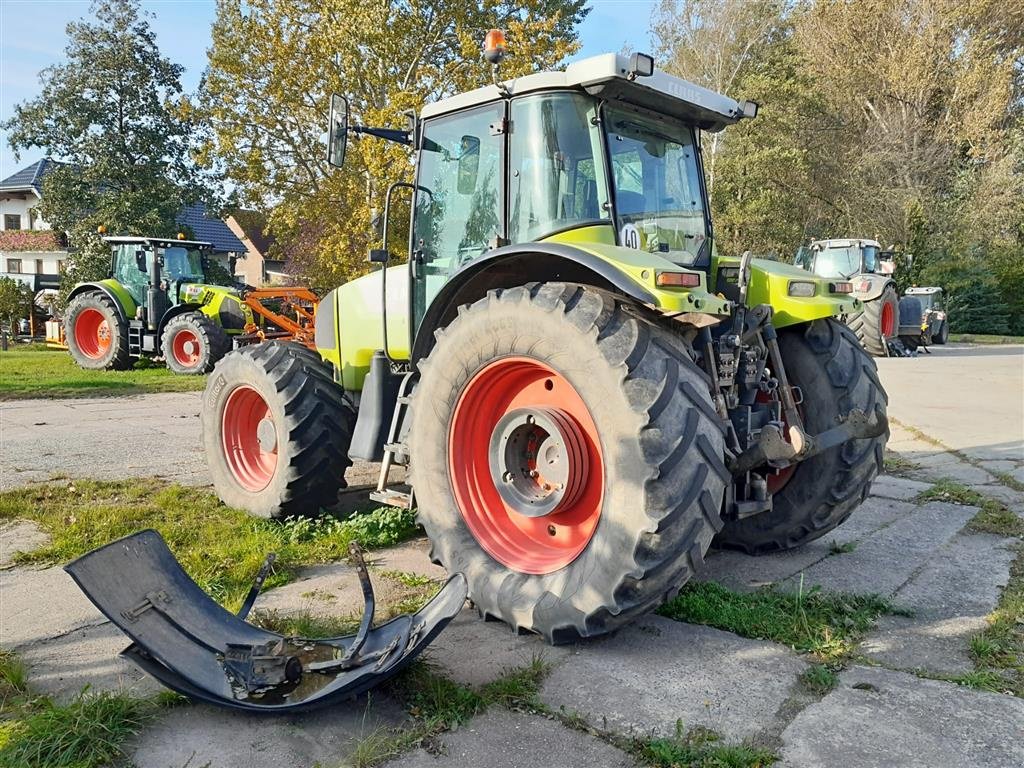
[
  {"left": 911, "top": 454, "right": 995, "bottom": 485},
  {"left": 975, "top": 484, "right": 1024, "bottom": 516},
  {"left": 787, "top": 501, "right": 976, "bottom": 596},
  {"left": 977, "top": 459, "right": 1020, "bottom": 474},
  {"left": 132, "top": 695, "right": 408, "bottom": 768},
  {"left": 704, "top": 497, "right": 916, "bottom": 592},
  {"left": 384, "top": 709, "right": 639, "bottom": 768},
  {"left": 540, "top": 615, "right": 805, "bottom": 742},
  {"left": 0, "top": 519, "right": 49, "bottom": 567},
  {"left": 424, "top": 609, "right": 570, "bottom": 689},
  {"left": 18, "top": 622, "right": 160, "bottom": 701},
  {"left": 779, "top": 665, "right": 1024, "bottom": 768},
  {"left": 0, "top": 566, "right": 105, "bottom": 647},
  {"left": 860, "top": 533, "right": 1016, "bottom": 674},
  {"left": 869, "top": 475, "right": 932, "bottom": 501}
]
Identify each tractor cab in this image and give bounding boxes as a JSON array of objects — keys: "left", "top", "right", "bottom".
[
  {"left": 796, "top": 238, "right": 884, "bottom": 280},
  {"left": 104, "top": 236, "right": 214, "bottom": 318}
]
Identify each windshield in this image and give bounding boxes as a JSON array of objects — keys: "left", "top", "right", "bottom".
[
  {"left": 160, "top": 247, "right": 205, "bottom": 281},
  {"left": 603, "top": 105, "right": 707, "bottom": 264},
  {"left": 813, "top": 246, "right": 863, "bottom": 279}
]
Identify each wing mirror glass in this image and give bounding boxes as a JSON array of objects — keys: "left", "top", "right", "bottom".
[{"left": 328, "top": 94, "right": 349, "bottom": 168}]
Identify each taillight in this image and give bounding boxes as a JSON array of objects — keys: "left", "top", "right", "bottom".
[
  {"left": 656, "top": 271, "right": 701, "bottom": 288},
  {"left": 830, "top": 281, "right": 854, "bottom": 294}
]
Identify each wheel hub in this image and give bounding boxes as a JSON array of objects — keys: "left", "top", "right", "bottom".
[
  {"left": 489, "top": 407, "right": 588, "bottom": 518},
  {"left": 257, "top": 418, "right": 277, "bottom": 452}
]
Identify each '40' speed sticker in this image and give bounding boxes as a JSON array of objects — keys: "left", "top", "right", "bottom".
[{"left": 619, "top": 223, "right": 641, "bottom": 249}]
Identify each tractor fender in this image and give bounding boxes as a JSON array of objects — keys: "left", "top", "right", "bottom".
[
  {"left": 854, "top": 275, "right": 895, "bottom": 303},
  {"left": 412, "top": 242, "right": 657, "bottom": 361},
  {"left": 156, "top": 303, "right": 204, "bottom": 343},
  {"left": 67, "top": 282, "right": 133, "bottom": 326}
]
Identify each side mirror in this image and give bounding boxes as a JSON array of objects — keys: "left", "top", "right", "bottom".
[
  {"left": 328, "top": 94, "right": 349, "bottom": 168},
  {"left": 457, "top": 135, "right": 480, "bottom": 194}
]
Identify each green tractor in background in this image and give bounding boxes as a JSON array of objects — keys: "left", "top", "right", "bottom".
[
  {"left": 201, "top": 46, "right": 889, "bottom": 645},
  {"left": 60, "top": 236, "right": 252, "bottom": 374},
  {"left": 796, "top": 238, "right": 900, "bottom": 356}
]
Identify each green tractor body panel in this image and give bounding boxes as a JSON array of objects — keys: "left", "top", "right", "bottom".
[
  {"left": 96, "top": 278, "right": 138, "bottom": 318},
  {"left": 180, "top": 283, "right": 253, "bottom": 332},
  {"left": 712, "top": 256, "right": 861, "bottom": 328}
]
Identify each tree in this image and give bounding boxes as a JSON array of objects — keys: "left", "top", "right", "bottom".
[
  {"left": 200, "top": 0, "right": 588, "bottom": 291},
  {"left": 0, "top": 277, "right": 32, "bottom": 334},
  {"left": 2, "top": 0, "right": 221, "bottom": 302}
]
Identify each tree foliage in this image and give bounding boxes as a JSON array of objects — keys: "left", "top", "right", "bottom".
[
  {"left": 200, "top": 0, "right": 588, "bottom": 291},
  {"left": 0, "top": 277, "right": 33, "bottom": 333},
  {"left": 2, "top": 0, "right": 220, "bottom": 301},
  {"left": 653, "top": 0, "right": 1023, "bottom": 332}
]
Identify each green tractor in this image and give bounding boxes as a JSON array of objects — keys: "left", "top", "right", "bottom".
[
  {"left": 61, "top": 236, "right": 252, "bottom": 374},
  {"left": 202, "top": 48, "right": 888, "bottom": 644},
  {"left": 795, "top": 238, "right": 899, "bottom": 356}
]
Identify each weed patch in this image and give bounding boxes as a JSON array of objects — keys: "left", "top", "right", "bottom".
[
  {"left": 658, "top": 581, "right": 894, "bottom": 662},
  {"left": 799, "top": 664, "right": 839, "bottom": 695},
  {"left": 828, "top": 540, "right": 856, "bottom": 555},
  {"left": 966, "top": 546, "right": 1023, "bottom": 697},
  {"left": 0, "top": 479, "right": 419, "bottom": 610},
  {"left": 883, "top": 450, "right": 920, "bottom": 477},
  {"left": 916, "top": 479, "right": 1024, "bottom": 538},
  {"left": 640, "top": 724, "right": 775, "bottom": 768}
]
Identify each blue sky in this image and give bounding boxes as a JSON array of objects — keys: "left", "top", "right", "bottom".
[{"left": 0, "top": 0, "right": 658, "bottom": 179}]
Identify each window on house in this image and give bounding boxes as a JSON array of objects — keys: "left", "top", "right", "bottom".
[
  {"left": 35, "top": 259, "right": 44, "bottom": 274},
  {"left": 4, "top": 214, "right": 21, "bottom": 230},
  {"left": 7, "top": 258, "right": 22, "bottom": 273}
]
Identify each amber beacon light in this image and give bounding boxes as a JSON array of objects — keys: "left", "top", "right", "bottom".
[{"left": 483, "top": 29, "right": 507, "bottom": 64}]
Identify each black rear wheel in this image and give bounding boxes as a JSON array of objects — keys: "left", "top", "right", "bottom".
[
  {"left": 202, "top": 341, "right": 355, "bottom": 518},
  {"left": 934, "top": 320, "right": 949, "bottom": 344},
  {"left": 848, "top": 284, "right": 898, "bottom": 356},
  {"left": 409, "top": 283, "right": 729, "bottom": 643},
  {"left": 65, "top": 292, "right": 130, "bottom": 370},
  {"left": 716, "top": 319, "right": 888, "bottom": 554}
]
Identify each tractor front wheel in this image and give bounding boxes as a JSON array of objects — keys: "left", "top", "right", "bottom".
[
  {"left": 849, "top": 284, "right": 898, "bottom": 356},
  {"left": 162, "top": 312, "right": 230, "bottom": 374},
  {"left": 715, "top": 319, "right": 887, "bottom": 554},
  {"left": 409, "top": 283, "right": 729, "bottom": 643},
  {"left": 202, "top": 341, "right": 355, "bottom": 518},
  {"left": 65, "top": 292, "right": 130, "bottom": 370}
]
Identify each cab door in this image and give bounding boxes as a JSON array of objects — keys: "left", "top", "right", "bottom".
[{"left": 410, "top": 102, "right": 505, "bottom": 334}]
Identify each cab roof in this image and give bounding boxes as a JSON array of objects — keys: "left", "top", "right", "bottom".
[
  {"left": 420, "top": 53, "right": 747, "bottom": 132},
  {"left": 103, "top": 236, "right": 213, "bottom": 249},
  {"left": 811, "top": 238, "right": 882, "bottom": 250}
]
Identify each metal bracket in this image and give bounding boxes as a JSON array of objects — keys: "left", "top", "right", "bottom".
[{"left": 121, "top": 590, "right": 171, "bottom": 623}]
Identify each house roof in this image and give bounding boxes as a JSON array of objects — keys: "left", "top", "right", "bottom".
[
  {"left": 229, "top": 210, "right": 275, "bottom": 257},
  {"left": 175, "top": 204, "right": 247, "bottom": 254},
  {"left": 0, "top": 158, "right": 54, "bottom": 195}
]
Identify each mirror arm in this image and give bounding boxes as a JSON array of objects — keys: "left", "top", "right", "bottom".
[{"left": 351, "top": 125, "right": 412, "bottom": 146}]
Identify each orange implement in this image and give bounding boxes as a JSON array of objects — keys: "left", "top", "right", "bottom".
[{"left": 241, "top": 287, "right": 319, "bottom": 349}]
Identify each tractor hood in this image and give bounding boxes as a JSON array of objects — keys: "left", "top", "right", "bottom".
[{"left": 64, "top": 530, "right": 467, "bottom": 712}]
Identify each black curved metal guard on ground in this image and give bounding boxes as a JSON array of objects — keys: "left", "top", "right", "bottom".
[{"left": 64, "top": 529, "right": 468, "bottom": 712}]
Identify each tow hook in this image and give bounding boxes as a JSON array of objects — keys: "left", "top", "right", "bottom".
[{"left": 729, "top": 406, "right": 888, "bottom": 478}]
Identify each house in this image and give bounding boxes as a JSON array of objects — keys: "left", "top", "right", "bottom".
[
  {"left": 0, "top": 159, "right": 247, "bottom": 295},
  {"left": 225, "top": 210, "right": 289, "bottom": 286},
  {"left": 0, "top": 159, "right": 64, "bottom": 293}
]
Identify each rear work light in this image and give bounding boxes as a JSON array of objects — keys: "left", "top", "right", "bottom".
[
  {"left": 787, "top": 280, "right": 816, "bottom": 297},
  {"left": 656, "top": 271, "right": 701, "bottom": 288},
  {"left": 830, "top": 281, "right": 854, "bottom": 294}
]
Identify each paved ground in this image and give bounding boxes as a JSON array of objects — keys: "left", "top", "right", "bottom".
[{"left": 1, "top": 343, "right": 1022, "bottom": 767}]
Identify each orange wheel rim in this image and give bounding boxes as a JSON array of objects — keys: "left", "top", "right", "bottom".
[
  {"left": 171, "top": 328, "right": 202, "bottom": 367},
  {"left": 221, "top": 386, "right": 277, "bottom": 491},
  {"left": 881, "top": 301, "right": 896, "bottom": 337},
  {"left": 448, "top": 357, "right": 603, "bottom": 574},
  {"left": 74, "top": 308, "right": 111, "bottom": 359}
]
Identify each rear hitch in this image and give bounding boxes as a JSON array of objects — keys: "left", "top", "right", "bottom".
[
  {"left": 64, "top": 530, "right": 467, "bottom": 712},
  {"left": 729, "top": 405, "right": 888, "bottom": 478}
]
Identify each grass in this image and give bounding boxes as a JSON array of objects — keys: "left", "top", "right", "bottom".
[
  {"left": 799, "top": 664, "right": 839, "bottom": 695},
  {"left": 640, "top": 724, "right": 775, "bottom": 768},
  {"left": 964, "top": 546, "right": 1023, "bottom": 697},
  {"left": 948, "top": 333, "right": 1024, "bottom": 345},
  {"left": 0, "top": 347, "right": 207, "bottom": 399},
  {"left": 0, "top": 478, "right": 420, "bottom": 610},
  {"left": 657, "top": 580, "right": 895, "bottom": 662},
  {"left": 828, "top": 540, "right": 857, "bottom": 555},
  {"left": 915, "top": 479, "right": 1024, "bottom": 538},
  {"left": 883, "top": 450, "right": 920, "bottom": 477}
]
